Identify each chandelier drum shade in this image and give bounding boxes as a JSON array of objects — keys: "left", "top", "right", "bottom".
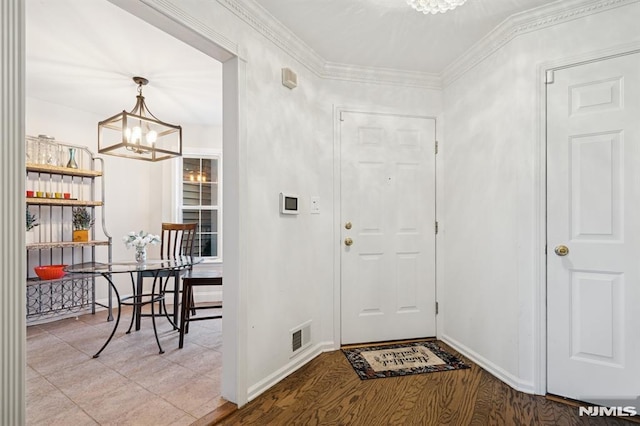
[
  {"left": 98, "top": 76, "right": 182, "bottom": 162},
  {"left": 407, "top": 0, "right": 468, "bottom": 14}
]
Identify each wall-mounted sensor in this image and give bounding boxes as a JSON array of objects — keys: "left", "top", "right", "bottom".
[
  {"left": 280, "top": 192, "right": 299, "bottom": 214},
  {"left": 282, "top": 67, "right": 297, "bottom": 89}
]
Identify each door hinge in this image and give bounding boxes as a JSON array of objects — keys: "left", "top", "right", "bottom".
[
  {"left": 339, "top": 111, "right": 345, "bottom": 122},
  {"left": 436, "top": 302, "right": 439, "bottom": 315},
  {"left": 545, "top": 70, "right": 555, "bottom": 84},
  {"left": 435, "top": 221, "right": 439, "bottom": 234},
  {"left": 435, "top": 140, "right": 439, "bottom": 154}
]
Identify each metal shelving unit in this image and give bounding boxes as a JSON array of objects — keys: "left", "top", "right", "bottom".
[{"left": 25, "top": 138, "right": 112, "bottom": 324}]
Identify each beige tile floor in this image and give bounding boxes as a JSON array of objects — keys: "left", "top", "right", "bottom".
[{"left": 26, "top": 305, "right": 225, "bottom": 426}]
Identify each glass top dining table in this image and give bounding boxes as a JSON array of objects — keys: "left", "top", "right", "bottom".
[
  {"left": 65, "top": 256, "right": 202, "bottom": 274},
  {"left": 65, "top": 256, "right": 202, "bottom": 358}
]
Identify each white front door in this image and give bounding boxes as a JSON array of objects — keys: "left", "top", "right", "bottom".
[
  {"left": 340, "top": 111, "right": 436, "bottom": 345},
  {"left": 547, "top": 53, "right": 640, "bottom": 406}
]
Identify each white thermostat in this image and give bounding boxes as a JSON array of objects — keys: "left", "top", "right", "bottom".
[{"left": 280, "top": 192, "right": 299, "bottom": 215}]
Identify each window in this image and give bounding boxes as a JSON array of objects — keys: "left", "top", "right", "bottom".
[{"left": 180, "top": 155, "right": 221, "bottom": 259}]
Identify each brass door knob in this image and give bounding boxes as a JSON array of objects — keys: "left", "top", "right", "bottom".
[
  {"left": 554, "top": 245, "right": 569, "bottom": 256},
  {"left": 345, "top": 222, "right": 352, "bottom": 230},
  {"left": 345, "top": 237, "right": 353, "bottom": 246}
]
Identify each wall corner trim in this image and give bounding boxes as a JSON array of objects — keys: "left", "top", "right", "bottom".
[
  {"left": 246, "top": 341, "right": 336, "bottom": 402},
  {"left": 1, "top": 0, "right": 27, "bottom": 423}
]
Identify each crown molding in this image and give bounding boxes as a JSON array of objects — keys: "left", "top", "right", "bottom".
[
  {"left": 323, "top": 62, "right": 442, "bottom": 90},
  {"left": 442, "top": 0, "right": 640, "bottom": 87},
  {"left": 151, "top": 0, "right": 637, "bottom": 91},
  {"left": 217, "top": 0, "right": 325, "bottom": 74},
  {"left": 217, "top": 0, "right": 442, "bottom": 89}
]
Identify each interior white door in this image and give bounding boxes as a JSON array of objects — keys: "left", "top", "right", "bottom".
[
  {"left": 340, "top": 111, "right": 436, "bottom": 345},
  {"left": 547, "top": 53, "right": 640, "bottom": 406}
]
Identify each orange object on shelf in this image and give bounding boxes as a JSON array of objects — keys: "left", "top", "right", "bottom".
[
  {"left": 73, "top": 230, "right": 89, "bottom": 242},
  {"left": 34, "top": 265, "right": 66, "bottom": 280}
]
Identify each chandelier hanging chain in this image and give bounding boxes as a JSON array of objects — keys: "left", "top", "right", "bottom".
[{"left": 130, "top": 78, "right": 163, "bottom": 123}]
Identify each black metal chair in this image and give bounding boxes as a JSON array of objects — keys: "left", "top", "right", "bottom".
[
  {"left": 179, "top": 269, "right": 223, "bottom": 348},
  {"left": 136, "top": 222, "right": 196, "bottom": 330}
]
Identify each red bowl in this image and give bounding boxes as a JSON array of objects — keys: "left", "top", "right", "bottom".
[{"left": 34, "top": 265, "right": 66, "bottom": 280}]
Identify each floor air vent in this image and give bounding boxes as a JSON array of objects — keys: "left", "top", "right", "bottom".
[
  {"left": 292, "top": 330, "right": 303, "bottom": 352},
  {"left": 291, "top": 321, "right": 311, "bottom": 356}
]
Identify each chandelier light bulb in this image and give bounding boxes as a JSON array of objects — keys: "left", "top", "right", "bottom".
[
  {"left": 131, "top": 126, "right": 142, "bottom": 143},
  {"left": 146, "top": 130, "right": 157, "bottom": 145},
  {"left": 124, "top": 127, "right": 142, "bottom": 144},
  {"left": 407, "top": 0, "right": 468, "bottom": 14}
]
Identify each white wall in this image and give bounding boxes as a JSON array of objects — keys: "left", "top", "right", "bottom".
[
  {"left": 166, "top": 0, "right": 443, "bottom": 399},
  {"left": 440, "top": 1, "right": 640, "bottom": 392}
]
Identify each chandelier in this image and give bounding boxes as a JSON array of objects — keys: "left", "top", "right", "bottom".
[
  {"left": 407, "top": 0, "right": 468, "bottom": 14},
  {"left": 98, "top": 76, "right": 182, "bottom": 162}
]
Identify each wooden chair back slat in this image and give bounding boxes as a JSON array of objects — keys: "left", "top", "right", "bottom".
[{"left": 160, "top": 222, "right": 197, "bottom": 259}]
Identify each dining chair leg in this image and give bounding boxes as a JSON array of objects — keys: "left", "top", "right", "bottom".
[
  {"left": 150, "top": 274, "right": 165, "bottom": 354},
  {"left": 173, "top": 271, "right": 180, "bottom": 328},
  {"left": 176, "top": 271, "right": 223, "bottom": 349},
  {"left": 179, "top": 278, "right": 190, "bottom": 349}
]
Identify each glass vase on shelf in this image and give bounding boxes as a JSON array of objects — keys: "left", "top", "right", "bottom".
[
  {"left": 38, "top": 135, "right": 58, "bottom": 166},
  {"left": 66, "top": 148, "right": 78, "bottom": 169}
]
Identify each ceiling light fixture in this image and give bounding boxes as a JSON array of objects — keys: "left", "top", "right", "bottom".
[
  {"left": 98, "top": 76, "right": 182, "bottom": 162},
  {"left": 407, "top": 0, "right": 467, "bottom": 14}
]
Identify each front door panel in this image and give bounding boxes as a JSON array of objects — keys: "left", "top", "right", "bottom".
[{"left": 340, "top": 112, "right": 436, "bottom": 344}]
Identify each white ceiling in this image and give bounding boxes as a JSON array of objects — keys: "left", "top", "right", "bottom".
[
  {"left": 26, "top": 0, "right": 560, "bottom": 127},
  {"left": 26, "top": 0, "right": 223, "bottom": 127},
  {"left": 257, "top": 0, "right": 558, "bottom": 73}
]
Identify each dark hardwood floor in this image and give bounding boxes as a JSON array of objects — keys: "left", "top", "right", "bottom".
[{"left": 208, "top": 342, "right": 636, "bottom": 425}]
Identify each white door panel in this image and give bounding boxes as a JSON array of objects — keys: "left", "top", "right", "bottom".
[
  {"left": 340, "top": 112, "right": 436, "bottom": 344},
  {"left": 547, "top": 53, "right": 640, "bottom": 405}
]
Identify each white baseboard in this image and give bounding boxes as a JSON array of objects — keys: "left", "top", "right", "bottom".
[
  {"left": 440, "top": 333, "right": 535, "bottom": 394},
  {"left": 247, "top": 341, "right": 335, "bottom": 402}
]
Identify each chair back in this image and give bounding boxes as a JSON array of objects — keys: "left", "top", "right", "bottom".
[{"left": 160, "top": 223, "right": 197, "bottom": 259}]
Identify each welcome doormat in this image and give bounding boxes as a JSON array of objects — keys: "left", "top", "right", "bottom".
[{"left": 342, "top": 341, "right": 470, "bottom": 380}]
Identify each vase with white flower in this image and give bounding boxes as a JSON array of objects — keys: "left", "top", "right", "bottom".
[{"left": 123, "top": 230, "right": 161, "bottom": 263}]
